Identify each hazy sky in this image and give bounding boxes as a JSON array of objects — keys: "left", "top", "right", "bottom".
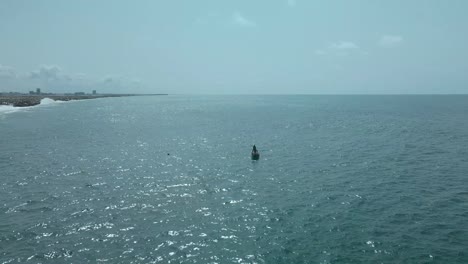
[{"left": 1, "top": 0, "right": 467, "bottom": 94}]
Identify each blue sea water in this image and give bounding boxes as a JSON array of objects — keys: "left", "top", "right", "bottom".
[{"left": 1, "top": 95, "right": 468, "bottom": 263}]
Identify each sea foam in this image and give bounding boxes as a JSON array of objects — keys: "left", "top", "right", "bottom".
[
  {"left": 39, "top": 98, "right": 57, "bottom": 105},
  {"left": 0, "top": 105, "right": 20, "bottom": 114},
  {"left": 0, "top": 98, "right": 58, "bottom": 116}
]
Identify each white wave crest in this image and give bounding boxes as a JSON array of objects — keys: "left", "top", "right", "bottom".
[
  {"left": 0, "top": 97, "right": 60, "bottom": 116},
  {"left": 40, "top": 98, "right": 56, "bottom": 105},
  {"left": 0, "top": 105, "right": 20, "bottom": 114}
]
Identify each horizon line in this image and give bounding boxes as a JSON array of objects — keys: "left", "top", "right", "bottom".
[
  {"left": 2, "top": 91, "right": 468, "bottom": 96},
  {"left": 166, "top": 93, "right": 468, "bottom": 96}
]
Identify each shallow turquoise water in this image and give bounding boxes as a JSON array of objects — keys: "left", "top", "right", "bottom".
[{"left": 1, "top": 95, "right": 468, "bottom": 263}]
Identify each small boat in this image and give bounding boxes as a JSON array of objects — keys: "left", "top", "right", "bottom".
[
  {"left": 251, "top": 145, "right": 260, "bottom": 160},
  {"left": 251, "top": 151, "right": 260, "bottom": 160}
]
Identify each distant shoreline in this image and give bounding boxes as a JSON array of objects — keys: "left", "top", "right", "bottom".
[{"left": 0, "top": 94, "right": 168, "bottom": 107}]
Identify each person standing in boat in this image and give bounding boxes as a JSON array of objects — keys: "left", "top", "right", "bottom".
[{"left": 251, "top": 145, "right": 260, "bottom": 160}]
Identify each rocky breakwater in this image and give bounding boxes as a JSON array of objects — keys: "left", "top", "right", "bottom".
[{"left": 0, "top": 94, "right": 138, "bottom": 107}]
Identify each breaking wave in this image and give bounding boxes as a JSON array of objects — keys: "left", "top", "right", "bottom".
[
  {"left": 39, "top": 98, "right": 57, "bottom": 105},
  {"left": 0, "top": 98, "right": 60, "bottom": 116},
  {"left": 0, "top": 105, "right": 20, "bottom": 115}
]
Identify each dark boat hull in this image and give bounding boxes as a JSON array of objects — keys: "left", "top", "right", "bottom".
[{"left": 251, "top": 153, "right": 260, "bottom": 160}]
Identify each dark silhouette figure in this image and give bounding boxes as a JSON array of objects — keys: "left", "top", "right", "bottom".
[{"left": 251, "top": 145, "right": 260, "bottom": 160}]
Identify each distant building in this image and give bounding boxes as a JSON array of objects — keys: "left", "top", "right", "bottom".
[
  {"left": 92, "top": 90, "right": 97, "bottom": 95},
  {"left": 29, "top": 91, "right": 35, "bottom": 95},
  {"left": 75, "top": 92, "right": 85, "bottom": 95},
  {"left": 36, "top": 88, "right": 41, "bottom": 94}
]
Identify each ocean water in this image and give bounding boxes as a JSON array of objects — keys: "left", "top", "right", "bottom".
[{"left": 1, "top": 95, "right": 468, "bottom": 263}]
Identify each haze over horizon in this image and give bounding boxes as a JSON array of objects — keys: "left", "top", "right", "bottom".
[{"left": 1, "top": 0, "right": 467, "bottom": 94}]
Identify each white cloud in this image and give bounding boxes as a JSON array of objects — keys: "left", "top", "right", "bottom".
[
  {"left": 287, "top": 0, "right": 296, "bottom": 7},
  {"left": 232, "top": 12, "right": 256, "bottom": 27},
  {"left": 102, "top": 76, "right": 115, "bottom": 84},
  {"left": 314, "top": 49, "right": 326, "bottom": 56},
  {"left": 0, "top": 64, "right": 17, "bottom": 79},
  {"left": 330, "top": 41, "right": 359, "bottom": 50},
  {"left": 29, "top": 65, "right": 64, "bottom": 81},
  {"left": 0, "top": 64, "right": 143, "bottom": 93},
  {"left": 101, "top": 76, "right": 143, "bottom": 91},
  {"left": 379, "top": 35, "right": 403, "bottom": 48},
  {"left": 314, "top": 41, "right": 361, "bottom": 56},
  {"left": 194, "top": 13, "right": 220, "bottom": 26}
]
